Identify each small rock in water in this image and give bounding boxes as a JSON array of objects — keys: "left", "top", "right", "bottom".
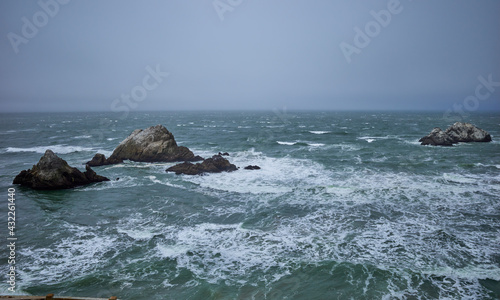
[{"left": 166, "top": 154, "right": 237, "bottom": 175}]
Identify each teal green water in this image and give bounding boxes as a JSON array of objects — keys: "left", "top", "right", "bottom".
[{"left": 1, "top": 111, "right": 499, "bottom": 299}]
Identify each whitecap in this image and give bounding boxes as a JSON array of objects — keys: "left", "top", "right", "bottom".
[
  {"left": 74, "top": 135, "right": 92, "bottom": 139},
  {"left": 182, "top": 149, "right": 332, "bottom": 194},
  {"left": 154, "top": 223, "right": 287, "bottom": 280},
  {"left": 17, "top": 223, "right": 118, "bottom": 285},
  {"left": 309, "top": 131, "right": 331, "bottom": 135},
  {"left": 277, "top": 141, "right": 296, "bottom": 145},
  {"left": 330, "top": 143, "right": 361, "bottom": 151},
  {"left": 324, "top": 185, "right": 357, "bottom": 195},
  {"left": 118, "top": 228, "right": 158, "bottom": 241},
  {"left": 147, "top": 175, "right": 186, "bottom": 189},
  {"left": 156, "top": 244, "right": 191, "bottom": 259},
  {"left": 357, "top": 136, "right": 389, "bottom": 143},
  {"left": 401, "top": 139, "right": 422, "bottom": 146},
  {"left": 5, "top": 145, "right": 94, "bottom": 154},
  {"left": 77, "top": 175, "right": 137, "bottom": 191},
  {"left": 442, "top": 173, "right": 478, "bottom": 184},
  {"left": 421, "top": 265, "right": 500, "bottom": 281}
]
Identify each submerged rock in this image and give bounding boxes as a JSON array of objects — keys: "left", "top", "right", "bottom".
[
  {"left": 13, "top": 150, "right": 109, "bottom": 190},
  {"left": 166, "top": 154, "right": 237, "bottom": 175},
  {"left": 87, "top": 125, "right": 203, "bottom": 166},
  {"left": 419, "top": 122, "right": 492, "bottom": 146}
]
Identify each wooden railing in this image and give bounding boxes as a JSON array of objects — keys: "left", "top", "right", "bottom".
[{"left": 0, "top": 294, "right": 117, "bottom": 300}]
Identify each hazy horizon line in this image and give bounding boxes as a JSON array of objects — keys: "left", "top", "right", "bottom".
[{"left": 1, "top": 108, "right": 500, "bottom": 114}]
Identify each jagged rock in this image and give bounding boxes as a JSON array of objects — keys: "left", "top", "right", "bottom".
[
  {"left": 445, "top": 122, "right": 492, "bottom": 143},
  {"left": 86, "top": 153, "right": 110, "bottom": 166},
  {"left": 83, "top": 164, "right": 109, "bottom": 183},
  {"left": 166, "top": 154, "right": 237, "bottom": 175},
  {"left": 420, "top": 123, "right": 492, "bottom": 146},
  {"left": 218, "top": 152, "right": 230, "bottom": 156},
  {"left": 244, "top": 165, "right": 261, "bottom": 170},
  {"left": 86, "top": 125, "right": 203, "bottom": 166},
  {"left": 419, "top": 128, "right": 455, "bottom": 146},
  {"left": 13, "top": 150, "right": 109, "bottom": 190}
]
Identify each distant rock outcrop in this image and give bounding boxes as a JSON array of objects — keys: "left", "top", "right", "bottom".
[
  {"left": 87, "top": 125, "right": 203, "bottom": 166},
  {"left": 166, "top": 154, "right": 237, "bottom": 175},
  {"left": 419, "top": 122, "right": 492, "bottom": 146},
  {"left": 13, "top": 150, "right": 109, "bottom": 190}
]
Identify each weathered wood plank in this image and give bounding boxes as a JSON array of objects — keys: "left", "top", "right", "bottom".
[{"left": 0, "top": 295, "right": 117, "bottom": 300}]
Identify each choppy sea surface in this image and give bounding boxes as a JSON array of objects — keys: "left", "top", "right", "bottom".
[{"left": 0, "top": 111, "right": 499, "bottom": 299}]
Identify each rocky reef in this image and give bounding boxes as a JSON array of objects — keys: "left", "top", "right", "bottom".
[
  {"left": 419, "top": 122, "right": 491, "bottom": 146},
  {"left": 244, "top": 165, "right": 261, "bottom": 170},
  {"left": 166, "top": 154, "right": 237, "bottom": 175},
  {"left": 13, "top": 150, "right": 109, "bottom": 190},
  {"left": 87, "top": 125, "right": 202, "bottom": 166}
]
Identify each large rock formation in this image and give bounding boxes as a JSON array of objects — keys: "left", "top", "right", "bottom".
[
  {"left": 13, "top": 150, "right": 109, "bottom": 190},
  {"left": 166, "top": 154, "right": 237, "bottom": 175},
  {"left": 87, "top": 125, "right": 203, "bottom": 166},
  {"left": 419, "top": 122, "right": 492, "bottom": 146},
  {"left": 444, "top": 122, "right": 492, "bottom": 143}
]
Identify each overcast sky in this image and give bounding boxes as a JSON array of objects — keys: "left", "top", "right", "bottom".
[{"left": 0, "top": 0, "right": 499, "bottom": 112}]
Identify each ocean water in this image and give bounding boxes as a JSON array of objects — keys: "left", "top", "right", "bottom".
[{"left": 0, "top": 111, "right": 499, "bottom": 299}]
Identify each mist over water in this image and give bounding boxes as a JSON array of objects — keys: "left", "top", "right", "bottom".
[{"left": 0, "top": 111, "right": 499, "bottom": 299}]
